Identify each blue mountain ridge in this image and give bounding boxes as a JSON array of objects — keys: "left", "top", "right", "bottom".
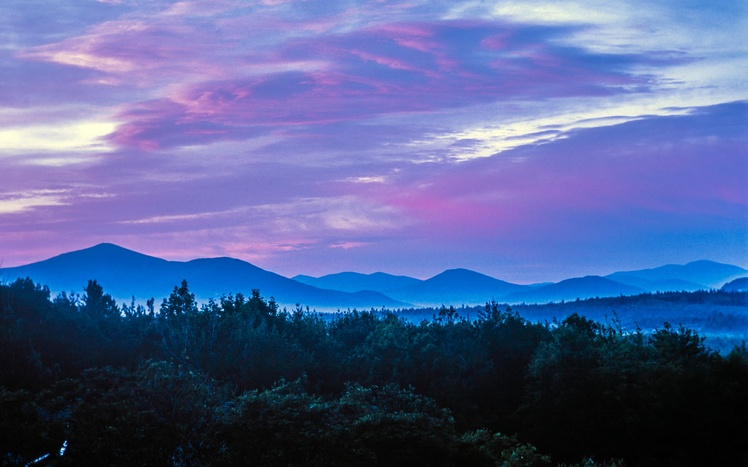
[
  {"left": 506, "top": 276, "right": 646, "bottom": 304},
  {"left": 294, "top": 262, "right": 747, "bottom": 305},
  {"left": 383, "top": 269, "right": 531, "bottom": 307},
  {"left": 293, "top": 271, "right": 422, "bottom": 294},
  {"left": 721, "top": 277, "right": 748, "bottom": 292},
  {"left": 2, "top": 243, "right": 745, "bottom": 309},
  {"left": 606, "top": 260, "right": 747, "bottom": 289},
  {"left": 1, "top": 244, "right": 409, "bottom": 311}
]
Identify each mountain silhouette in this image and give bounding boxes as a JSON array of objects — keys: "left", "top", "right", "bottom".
[
  {"left": 0, "top": 244, "right": 408, "bottom": 311},
  {"left": 508, "top": 276, "right": 646, "bottom": 304},
  {"left": 721, "top": 277, "right": 748, "bottom": 292},
  {"left": 3, "top": 244, "right": 745, "bottom": 309},
  {"left": 606, "top": 260, "right": 747, "bottom": 289},
  {"left": 1, "top": 243, "right": 176, "bottom": 299},
  {"left": 293, "top": 271, "right": 422, "bottom": 294},
  {"left": 384, "top": 268, "right": 530, "bottom": 307}
]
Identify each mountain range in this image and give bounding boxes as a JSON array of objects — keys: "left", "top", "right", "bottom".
[
  {"left": 2, "top": 243, "right": 746, "bottom": 310},
  {"left": 0, "top": 244, "right": 406, "bottom": 311},
  {"left": 295, "top": 261, "right": 747, "bottom": 307}
]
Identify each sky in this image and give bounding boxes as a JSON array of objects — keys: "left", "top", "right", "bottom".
[{"left": 1, "top": 0, "right": 747, "bottom": 283}]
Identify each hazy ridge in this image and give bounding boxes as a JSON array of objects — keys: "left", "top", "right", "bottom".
[{"left": 2, "top": 243, "right": 746, "bottom": 310}]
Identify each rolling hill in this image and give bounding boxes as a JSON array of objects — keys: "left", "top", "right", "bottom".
[
  {"left": 382, "top": 269, "right": 530, "bottom": 307},
  {"left": 606, "top": 260, "right": 747, "bottom": 290},
  {"left": 0, "top": 244, "right": 408, "bottom": 311},
  {"left": 721, "top": 277, "right": 748, "bottom": 292},
  {"left": 507, "top": 275, "right": 646, "bottom": 304},
  {"left": 293, "top": 271, "right": 422, "bottom": 294}
]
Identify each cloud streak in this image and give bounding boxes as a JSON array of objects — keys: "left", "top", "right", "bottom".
[{"left": 101, "top": 19, "right": 665, "bottom": 150}]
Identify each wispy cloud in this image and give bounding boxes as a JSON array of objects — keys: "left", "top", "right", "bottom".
[
  {"left": 97, "top": 19, "right": 666, "bottom": 151},
  {"left": 0, "top": 190, "right": 69, "bottom": 214},
  {"left": 0, "top": 120, "right": 115, "bottom": 154}
]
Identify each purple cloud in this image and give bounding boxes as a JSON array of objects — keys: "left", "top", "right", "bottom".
[
  {"left": 326, "top": 102, "right": 747, "bottom": 275},
  {"left": 84, "top": 19, "right": 664, "bottom": 150}
]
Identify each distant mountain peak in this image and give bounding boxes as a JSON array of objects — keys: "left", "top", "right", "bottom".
[
  {"left": 607, "top": 260, "right": 746, "bottom": 289},
  {"left": 292, "top": 271, "right": 422, "bottom": 294},
  {"left": 722, "top": 277, "right": 748, "bottom": 292},
  {"left": 429, "top": 268, "right": 498, "bottom": 280},
  {"left": 92, "top": 242, "right": 123, "bottom": 249},
  {"left": 506, "top": 275, "right": 645, "bottom": 304},
  {"left": 685, "top": 259, "right": 732, "bottom": 266},
  {"left": 32, "top": 243, "right": 165, "bottom": 266},
  {"left": 84, "top": 243, "right": 139, "bottom": 254}
]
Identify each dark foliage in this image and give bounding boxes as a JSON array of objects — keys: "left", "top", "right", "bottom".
[{"left": 1, "top": 278, "right": 747, "bottom": 466}]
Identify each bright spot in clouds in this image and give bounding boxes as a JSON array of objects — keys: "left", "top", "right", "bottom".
[
  {"left": 0, "top": 190, "right": 68, "bottom": 214},
  {"left": 0, "top": 121, "right": 116, "bottom": 154}
]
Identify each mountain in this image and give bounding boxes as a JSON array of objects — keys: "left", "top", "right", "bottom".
[
  {"left": 606, "top": 260, "right": 747, "bottom": 290},
  {"left": 384, "top": 268, "right": 530, "bottom": 307},
  {"left": 508, "top": 276, "right": 646, "bottom": 304},
  {"left": 0, "top": 244, "right": 408, "bottom": 311},
  {"left": 601, "top": 276, "right": 706, "bottom": 293},
  {"left": 721, "top": 277, "right": 748, "bottom": 292},
  {"left": 1, "top": 243, "right": 176, "bottom": 299},
  {"left": 293, "top": 271, "right": 422, "bottom": 294}
]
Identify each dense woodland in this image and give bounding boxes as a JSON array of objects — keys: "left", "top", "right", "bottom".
[
  {"left": 396, "top": 290, "right": 748, "bottom": 353},
  {"left": 2, "top": 278, "right": 747, "bottom": 466}
]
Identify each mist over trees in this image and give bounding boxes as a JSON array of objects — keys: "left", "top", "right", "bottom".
[{"left": 1, "top": 277, "right": 747, "bottom": 465}]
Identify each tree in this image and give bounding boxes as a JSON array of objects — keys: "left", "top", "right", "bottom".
[
  {"left": 160, "top": 280, "right": 197, "bottom": 318},
  {"left": 81, "top": 280, "right": 119, "bottom": 320}
]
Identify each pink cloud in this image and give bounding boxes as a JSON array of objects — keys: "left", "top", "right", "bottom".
[
  {"left": 349, "top": 103, "right": 748, "bottom": 246},
  {"left": 15, "top": 4, "right": 664, "bottom": 152},
  {"left": 19, "top": 19, "right": 224, "bottom": 86},
  {"left": 95, "top": 19, "right": 658, "bottom": 150}
]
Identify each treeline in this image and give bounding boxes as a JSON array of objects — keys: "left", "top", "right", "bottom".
[
  {"left": 394, "top": 288, "right": 748, "bottom": 323},
  {"left": 1, "top": 278, "right": 747, "bottom": 465}
]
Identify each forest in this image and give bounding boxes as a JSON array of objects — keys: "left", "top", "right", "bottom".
[{"left": 1, "top": 277, "right": 747, "bottom": 466}]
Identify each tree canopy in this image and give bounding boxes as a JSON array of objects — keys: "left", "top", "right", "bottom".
[{"left": 1, "top": 278, "right": 747, "bottom": 465}]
